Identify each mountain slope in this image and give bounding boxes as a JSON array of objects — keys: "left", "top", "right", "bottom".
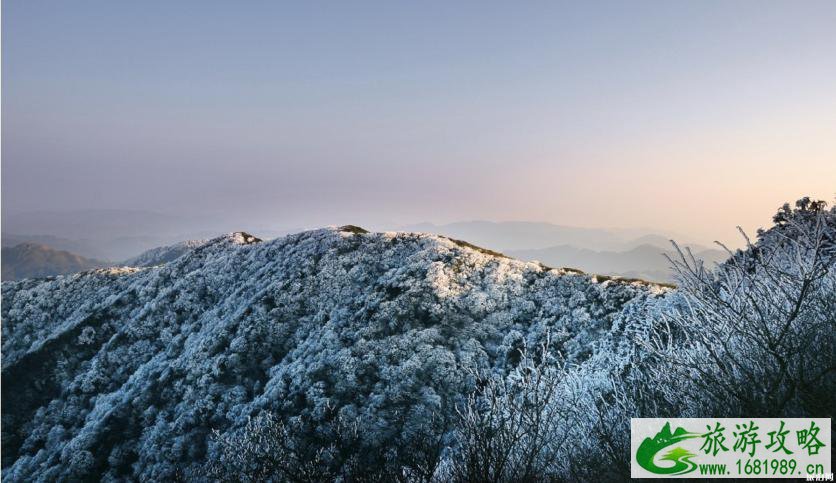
[
  {"left": 0, "top": 227, "right": 669, "bottom": 481},
  {"left": 121, "top": 238, "right": 214, "bottom": 267},
  {"left": 1, "top": 243, "right": 110, "bottom": 281}
]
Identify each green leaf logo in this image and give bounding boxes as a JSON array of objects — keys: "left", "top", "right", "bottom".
[{"left": 636, "top": 422, "right": 700, "bottom": 475}]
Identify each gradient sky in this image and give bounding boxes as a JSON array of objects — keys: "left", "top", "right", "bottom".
[{"left": 3, "top": 1, "right": 835, "bottom": 243}]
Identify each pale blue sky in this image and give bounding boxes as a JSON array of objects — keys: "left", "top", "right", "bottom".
[{"left": 3, "top": 1, "right": 835, "bottom": 241}]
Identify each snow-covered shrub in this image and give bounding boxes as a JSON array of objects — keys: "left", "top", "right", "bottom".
[
  {"left": 443, "top": 339, "right": 580, "bottom": 482},
  {"left": 646, "top": 198, "right": 835, "bottom": 417},
  {"left": 204, "top": 412, "right": 334, "bottom": 483},
  {"left": 204, "top": 409, "right": 448, "bottom": 483}
]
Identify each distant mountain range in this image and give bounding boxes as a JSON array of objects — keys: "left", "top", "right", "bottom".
[
  {"left": 1, "top": 243, "right": 109, "bottom": 281},
  {"left": 2, "top": 234, "right": 100, "bottom": 259},
  {"left": 1, "top": 210, "right": 269, "bottom": 261},
  {"left": 393, "top": 221, "right": 704, "bottom": 252},
  {"left": 507, "top": 243, "right": 727, "bottom": 283},
  {"left": 389, "top": 221, "right": 720, "bottom": 282}
]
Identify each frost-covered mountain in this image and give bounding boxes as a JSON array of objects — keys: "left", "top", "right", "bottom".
[{"left": 1, "top": 226, "right": 669, "bottom": 481}]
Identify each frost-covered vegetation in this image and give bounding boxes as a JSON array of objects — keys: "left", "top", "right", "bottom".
[
  {"left": 121, "top": 238, "right": 214, "bottom": 268},
  {"left": 1, "top": 200, "right": 833, "bottom": 482}
]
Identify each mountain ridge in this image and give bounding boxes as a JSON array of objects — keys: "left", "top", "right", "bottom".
[{"left": 1, "top": 226, "right": 669, "bottom": 480}]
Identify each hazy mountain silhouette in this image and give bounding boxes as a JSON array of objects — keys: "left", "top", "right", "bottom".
[
  {"left": 2, "top": 210, "right": 238, "bottom": 261},
  {"left": 1, "top": 243, "right": 110, "bottom": 281},
  {"left": 395, "top": 221, "right": 698, "bottom": 252},
  {"left": 1, "top": 234, "right": 102, "bottom": 259},
  {"left": 507, "top": 243, "right": 727, "bottom": 283}
]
